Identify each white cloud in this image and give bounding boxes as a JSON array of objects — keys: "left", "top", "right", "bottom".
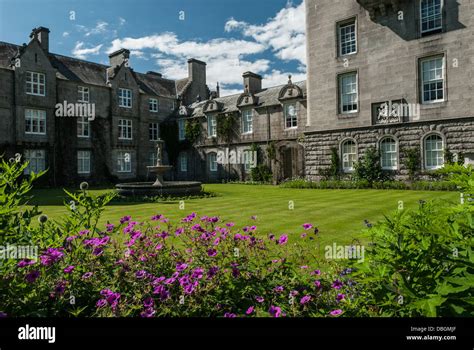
[
  {"left": 62, "top": 32, "right": 70, "bottom": 38},
  {"left": 72, "top": 41, "right": 103, "bottom": 59},
  {"left": 225, "top": 1, "right": 306, "bottom": 65},
  {"left": 118, "top": 17, "right": 126, "bottom": 26},
  {"left": 85, "top": 21, "right": 109, "bottom": 37}
]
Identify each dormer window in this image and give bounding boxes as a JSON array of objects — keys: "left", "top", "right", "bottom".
[
  {"left": 421, "top": 0, "right": 443, "bottom": 35},
  {"left": 149, "top": 98, "right": 159, "bottom": 112},
  {"left": 26, "top": 71, "right": 45, "bottom": 96},
  {"left": 208, "top": 115, "right": 217, "bottom": 138},
  {"left": 118, "top": 88, "right": 132, "bottom": 108}
]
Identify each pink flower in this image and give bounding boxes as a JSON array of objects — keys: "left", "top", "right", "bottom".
[
  {"left": 246, "top": 306, "right": 255, "bottom": 315},
  {"left": 330, "top": 309, "right": 343, "bottom": 316},
  {"left": 269, "top": 305, "right": 282, "bottom": 318},
  {"left": 256, "top": 296, "right": 264, "bottom": 303},
  {"left": 63, "top": 266, "right": 75, "bottom": 274},
  {"left": 277, "top": 235, "right": 288, "bottom": 245},
  {"left": 300, "top": 295, "right": 312, "bottom": 305},
  {"left": 302, "top": 223, "right": 313, "bottom": 230},
  {"left": 314, "top": 280, "right": 321, "bottom": 288},
  {"left": 336, "top": 293, "right": 345, "bottom": 301}
]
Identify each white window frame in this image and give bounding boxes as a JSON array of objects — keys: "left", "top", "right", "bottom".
[
  {"left": 242, "top": 109, "right": 253, "bottom": 134},
  {"left": 338, "top": 19, "right": 357, "bottom": 56},
  {"left": 380, "top": 137, "right": 398, "bottom": 170},
  {"left": 77, "top": 116, "right": 90, "bottom": 138},
  {"left": 180, "top": 153, "right": 188, "bottom": 172},
  {"left": 25, "top": 109, "right": 46, "bottom": 135},
  {"left": 424, "top": 134, "right": 444, "bottom": 170},
  {"left": 178, "top": 119, "right": 186, "bottom": 141},
  {"left": 243, "top": 150, "right": 254, "bottom": 173},
  {"left": 117, "top": 151, "right": 132, "bottom": 173},
  {"left": 118, "top": 119, "right": 133, "bottom": 140},
  {"left": 208, "top": 153, "right": 218, "bottom": 172},
  {"left": 149, "top": 122, "right": 159, "bottom": 141},
  {"left": 26, "top": 71, "right": 45, "bottom": 96},
  {"left": 118, "top": 88, "right": 132, "bottom": 108},
  {"left": 284, "top": 103, "right": 298, "bottom": 129},
  {"left": 339, "top": 72, "right": 358, "bottom": 114},
  {"left": 149, "top": 98, "right": 159, "bottom": 112},
  {"left": 78, "top": 86, "right": 90, "bottom": 103},
  {"left": 77, "top": 150, "right": 91, "bottom": 175},
  {"left": 341, "top": 139, "right": 357, "bottom": 173},
  {"left": 420, "top": 0, "right": 443, "bottom": 35},
  {"left": 420, "top": 56, "right": 445, "bottom": 104},
  {"left": 24, "top": 149, "right": 46, "bottom": 175},
  {"left": 208, "top": 115, "right": 217, "bottom": 138}
]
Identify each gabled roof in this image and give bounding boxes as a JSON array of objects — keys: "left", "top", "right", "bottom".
[
  {"left": 189, "top": 80, "right": 306, "bottom": 118},
  {"left": 0, "top": 41, "right": 177, "bottom": 98}
]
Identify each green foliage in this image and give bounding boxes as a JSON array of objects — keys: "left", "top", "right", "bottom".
[
  {"left": 185, "top": 119, "right": 202, "bottom": 144},
  {"left": 216, "top": 115, "right": 236, "bottom": 144},
  {"left": 354, "top": 169, "right": 474, "bottom": 316},
  {"left": 0, "top": 157, "right": 45, "bottom": 246},
  {"left": 403, "top": 147, "right": 421, "bottom": 181},
  {"left": 266, "top": 142, "right": 277, "bottom": 161},
  {"left": 320, "top": 148, "right": 340, "bottom": 180},
  {"left": 250, "top": 165, "right": 273, "bottom": 183},
  {"left": 353, "top": 147, "right": 387, "bottom": 185}
]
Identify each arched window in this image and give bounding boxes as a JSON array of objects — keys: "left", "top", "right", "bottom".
[
  {"left": 380, "top": 137, "right": 397, "bottom": 170},
  {"left": 341, "top": 139, "right": 357, "bottom": 172},
  {"left": 208, "top": 152, "right": 218, "bottom": 172},
  {"left": 424, "top": 134, "right": 444, "bottom": 169}
]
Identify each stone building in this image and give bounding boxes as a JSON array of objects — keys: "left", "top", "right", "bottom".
[
  {"left": 0, "top": 26, "right": 307, "bottom": 185},
  {"left": 304, "top": 0, "right": 474, "bottom": 180}
]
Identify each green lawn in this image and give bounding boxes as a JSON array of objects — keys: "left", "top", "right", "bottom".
[{"left": 28, "top": 184, "right": 458, "bottom": 247}]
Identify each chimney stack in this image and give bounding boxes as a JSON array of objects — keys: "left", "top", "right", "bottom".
[
  {"left": 30, "top": 27, "right": 50, "bottom": 52},
  {"left": 243, "top": 72, "right": 262, "bottom": 94},
  {"left": 187, "top": 58, "right": 208, "bottom": 101},
  {"left": 108, "top": 48, "right": 130, "bottom": 68}
]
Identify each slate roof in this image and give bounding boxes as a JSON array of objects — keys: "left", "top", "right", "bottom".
[
  {"left": 189, "top": 80, "right": 306, "bottom": 118},
  {"left": 0, "top": 41, "right": 177, "bottom": 98}
]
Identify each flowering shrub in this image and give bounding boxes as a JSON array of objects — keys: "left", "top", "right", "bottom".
[{"left": 0, "top": 158, "right": 364, "bottom": 317}]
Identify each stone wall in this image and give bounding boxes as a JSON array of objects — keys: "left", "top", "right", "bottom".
[{"left": 304, "top": 118, "right": 474, "bottom": 180}]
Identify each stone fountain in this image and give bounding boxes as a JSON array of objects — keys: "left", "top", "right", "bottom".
[{"left": 116, "top": 139, "right": 202, "bottom": 197}]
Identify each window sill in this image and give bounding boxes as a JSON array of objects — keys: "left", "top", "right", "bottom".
[
  {"left": 420, "top": 101, "right": 447, "bottom": 109},
  {"left": 338, "top": 112, "right": 359, "bottom": 119}
]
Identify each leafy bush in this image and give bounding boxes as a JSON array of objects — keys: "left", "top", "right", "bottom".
[
  {"left": 319, "top": 148, "right": 340, "bottom": 180},
  {"left": 250, "top": 165, "right": 273, "bottom": 183},
  {"left": 185, "top": 119, "right": 202, "bottom": 144},
  {"left": 403, "top": 147, "right": 421, "bottom": 181},
  {"left": 355, "top": 168, "right": 474, "bottom": 316},
  {"left": 353, "top": 147, "right": 388, "bottom": 185}
]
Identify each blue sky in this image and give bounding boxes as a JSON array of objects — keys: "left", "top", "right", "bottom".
[{"left": 0, "top": 0, "right": 306, "bottom": 95}]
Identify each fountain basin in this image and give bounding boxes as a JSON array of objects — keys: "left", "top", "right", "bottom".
[{"left": 116, "top": 181, "right": 202, "bottom": 197}]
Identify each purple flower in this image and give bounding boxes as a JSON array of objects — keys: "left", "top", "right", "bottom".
[
  {"left": 106, "top": 224, "right": 115, "bottom": 232},
  {"left": 314, "top": 280, "right": 321, "bottom": 288},
  {"left": 290, "top": 290, "right": 299, "bottom": 297},
  {"left": 143, "top": 297, "right": 154, "bottom": 308},
  {"left": 246, "top": 306, "right": 255, "bottom": 315},
  {"left": 269, "top": 305, "right": 282, "bottom": 318},
  {"left": 300, "top": 295, "right": 312, "bottom": 305},
  {"left": 120, "top": 216, "right": 131, "bottom": 224},
  {"left": 100, "top": 289, "right": 114, "bottom": 296},
  {"left": 66, "top": 235, "right": 78, "bottom": 242},
  {"left": 256, "top": 296, "right": 264, "bottom": 303},
  {"left": 152, "top": 285, "right": 170, "bottom": 301},
  {"left": 274, "top": 286, "right": 284, "bottom": 293},
  {"left": 330, "top": 309, "right": 343, "bottom": 316},
  {"left": 311, "top": 269, "right": 321, "bottom": 276},
  {"left": 140, "top": 307, "right": 155, "bottom": 318},
  {"left": 175, "top": 227, "right": 184, "bottom": 236},
  {"left": 63, "top": 265, "right": 75, "bottom": 274},
  {"left": 39, "top": 248, "right": 64, "bottom": 266},
  {"left": 277, "top": 235, "right": 288, "bottom": 245},
  {"left": 136, "top": 270, "right": 147, "bottom": 279},
  {"left": 92, "top": 247, "right": 104, "bottom": 256},
  {"left": 269, "top": 234, "right": 275, "bottom": 241},
  {"left": 17, "top": 259, "right": 35, "bottom": 268},
  {"left": 300, "top": 233, "right": 307, "bottom": 238},
  {"left": 192, "top": 268, "right": 204, "bottom": 279},
  {"left": 336, "top": 293, "right": 345, "bottom": 301},
  {"left": 96, "top": 299, "right": 107, "bottom": 308},
  {"left": 151, "top": 214, "right": 163, "bottom": 221},
  {"left": 332, "top": 279, "right": 343, "bottom": 290},
  {"left": 251, "top": 215, "right": 257, "bottom": 220},
  {"left": 176, "top": 263, "right": 188, "bottom": 272},
  {"left": 207, "top": 249, "right": 217, "bottom": 257},
  {"left": 82, "top": 272, "right": 93, "bottom": 280},
  {"left": 79, "top": 230, "right": 90, "bottom": 236},
  {"left": 54, "top": 281, "right": 66, "bottom": 295},
  {"left": 226, "top": 222, "right": 235, "bottom": 227},
  {"left": 303, "top": 223, "right": 313, "bottom": 230},
  {"left": 207, "top": 266, "right": 219, "bottom": 279},
  {"left": 25, "top": 270, "right": 40, "bottom": 283},
  {"left": 224, "top": 313, "right": 236, "bottom": 318}
]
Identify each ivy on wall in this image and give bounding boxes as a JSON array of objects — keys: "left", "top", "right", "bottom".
[{"left": 216, "top": 114, "right": 236, "bottom": 144}]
